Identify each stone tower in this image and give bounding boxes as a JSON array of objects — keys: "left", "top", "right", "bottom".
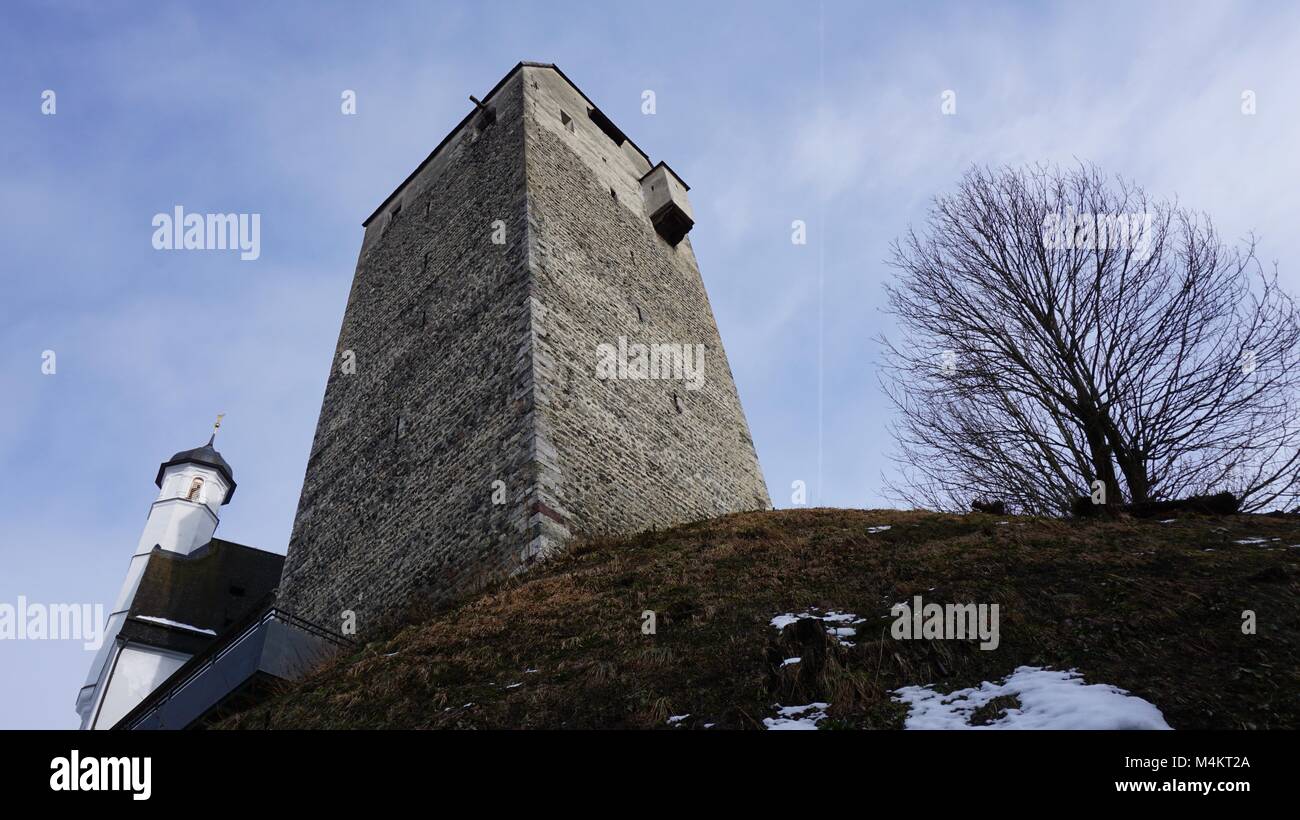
[{"left": 276, "top": 62, "right": 770, "bottom": 631}]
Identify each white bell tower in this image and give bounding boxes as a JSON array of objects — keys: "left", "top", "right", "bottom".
[
  {"left": 139, "top": 434, "right": 236, "bottom": 556},
  {"left": 76, "top": 417, "right": 238, "bottom": 729}
]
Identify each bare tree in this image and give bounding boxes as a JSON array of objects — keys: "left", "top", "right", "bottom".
[{"left": 880, "top": 164, "right": 1300, "bottom": 515}]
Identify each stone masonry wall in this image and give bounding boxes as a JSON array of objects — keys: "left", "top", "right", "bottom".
[
  {"left": 520, "top": 66, "right": 770, "bottom": 539},
  {"left": 277, "top": 73, "right": 536, "bottom": 630},
  {"left": 277, "top": 64, "right": 770, "bottom": 633}
]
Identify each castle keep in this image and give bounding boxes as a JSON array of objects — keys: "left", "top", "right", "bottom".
[{"left": 275, "top": 62, "right": 770, "bottom": 630}]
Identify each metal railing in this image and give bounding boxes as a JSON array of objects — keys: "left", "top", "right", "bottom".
[{"left": 116, "top": 598, "right": 351, "bottom": 730}]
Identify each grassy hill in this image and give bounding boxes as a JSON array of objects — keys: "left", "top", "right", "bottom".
[{"left": 220, "top": 509, "right": 1300, "bottom": 729}]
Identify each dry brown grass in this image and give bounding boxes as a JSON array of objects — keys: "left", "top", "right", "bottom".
[{"left": 218, "top": 508, "right": 1300, "bottom": 729}]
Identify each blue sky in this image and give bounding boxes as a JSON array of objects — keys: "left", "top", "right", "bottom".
[{"left": 2, "top": 0, "right": 1297, "bottom": 728}]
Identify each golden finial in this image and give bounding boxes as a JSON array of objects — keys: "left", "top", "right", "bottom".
[{"left": 208, "top": 413, "right": 225, "bottom": 446}]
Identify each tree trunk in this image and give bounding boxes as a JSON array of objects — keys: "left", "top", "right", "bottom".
[{"left": 1082, "top": 417, "right": 1123, "bottom": 508}]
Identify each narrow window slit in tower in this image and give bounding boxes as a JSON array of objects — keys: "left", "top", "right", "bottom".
[
  {"left": 560, "top": 110, "right": 573, "bottom": 132},
  {"left": 186, "top": 477, "right": 204, "bottom": 501},
  {"left": 672, "top": 393, "right": 684, "bottom": 414}
]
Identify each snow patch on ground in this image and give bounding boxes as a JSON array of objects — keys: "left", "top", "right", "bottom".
[
  {"left": 763, "top": 703, "right": 830, "bottom": 730},
  {"left": 893, "top": 666, "right": 1171, "bottom": 730},
  {"left": 781, "top": 657, "right": 801, "bottom": 667},
  {"left": 667, "top": 714, "right": 690, "bottom": 725},
  {"left": 770, "top": 608, "right": 865, "bottom": 648},
  {"left": 867, "top": 525, "right": 891, "bottom": 533},
  {"left": 770, "top": 613, "right": 802, "bottom": 630},
  {"left": 820, "top": 611, "right": 859, "bottom": 623}
]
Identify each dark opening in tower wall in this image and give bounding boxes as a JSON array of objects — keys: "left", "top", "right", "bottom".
[{"left": 588, "top": 106, "right": 627, "bottom": 145}]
